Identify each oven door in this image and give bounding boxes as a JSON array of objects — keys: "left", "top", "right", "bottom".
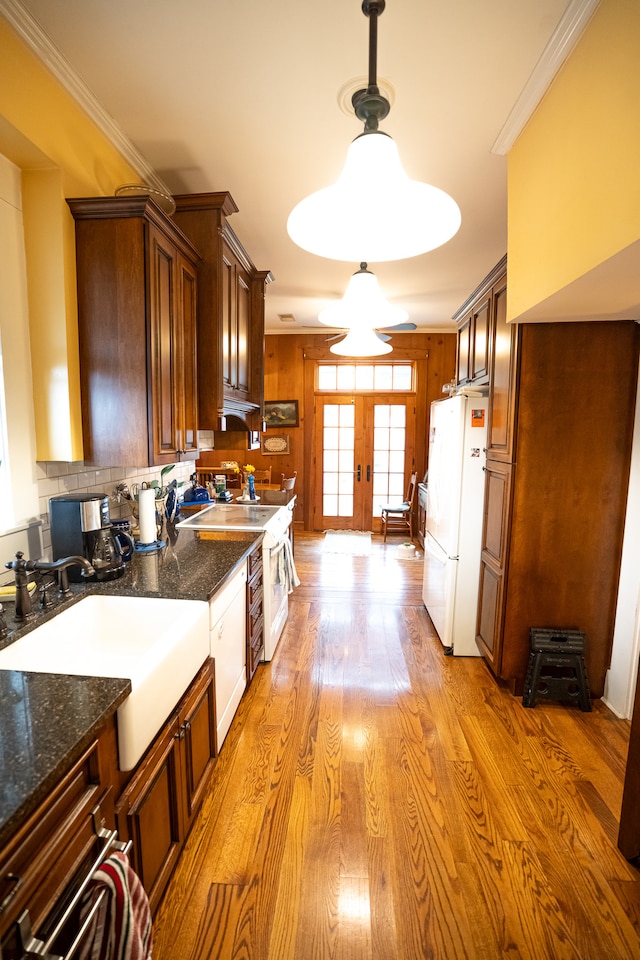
[{"left": 262, "top": 537, "right": 290, "bottom": 662}]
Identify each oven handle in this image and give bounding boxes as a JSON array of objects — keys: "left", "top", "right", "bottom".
[
  {"left": 269, "top": 536, "right": 290, "bottom": 557},
  {"left": 15, "top": 807, "right": 132, "bottom": 960}
]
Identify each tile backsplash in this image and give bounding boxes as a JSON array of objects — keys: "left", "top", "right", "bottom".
[
  {"left": 0, "top": 432, "right": 215, "bottom": 569},
  {"left": 35, "top": 459, "right": 197, "bottom": 558}
]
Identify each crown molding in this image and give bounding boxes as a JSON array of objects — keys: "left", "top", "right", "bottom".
[
  {"left": 492, "top": 0, "right": 601, "bottom": 156},
  {"left": 0, "top": 0, "right": 171, "bottom": 196}
]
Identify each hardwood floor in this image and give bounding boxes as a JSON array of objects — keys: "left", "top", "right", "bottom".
[{"left": 153, "top": 533, "right": 640, "bottom": 959}]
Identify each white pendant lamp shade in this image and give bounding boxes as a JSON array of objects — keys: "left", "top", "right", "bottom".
[
  {"left": 287, "top": 131, "right": 461, "bottom": 263},
  {"left": 330, "top": 325, "right": 392, "bottom": 357},
  {"left": 318, "top": 263, "right": 408, "bottom": 329}
]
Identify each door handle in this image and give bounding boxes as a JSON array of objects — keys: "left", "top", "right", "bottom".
[
  {"left": 356, "top": 464, "right": 361, "bottom": 482},
  {"left": 367, "top": 465, "right": 371, "bottom": 482}
]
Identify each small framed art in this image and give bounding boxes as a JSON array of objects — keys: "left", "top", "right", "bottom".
[
  {"left": 261, "top": 434, "right": 291, "bottom": 455},
  {"left": 264, "top": 400, "right": 299, "bottom": 428}
]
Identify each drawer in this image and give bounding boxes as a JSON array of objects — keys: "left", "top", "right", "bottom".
[
  {"left": 247, "top": 548, "right": 263, "bottom": 581},
  {"left": 0, "top": 740, "right": 108, "bottom": 946},
  {"left": 249, "top": 614, "right": 264, "bottom": 651},
  {"left": 248, "top": 595, "right": 264, "bottom": 635},
  {"left": 247, "top": 575, "right": 263, "bottom": 609}
]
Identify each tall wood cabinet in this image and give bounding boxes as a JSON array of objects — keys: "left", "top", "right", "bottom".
[
  {"left": 173, "top": 193, "right": 274, "bottom": 431},
  {"left": 472, "top": 266, "right": 639, "bottom": 697},
  {"left": 68, "top": 196, "right": 201, "bottom": 467}
]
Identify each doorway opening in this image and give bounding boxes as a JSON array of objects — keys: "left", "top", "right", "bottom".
[{"left": 313, "top": 362, "right": 417, "bottom": 533}]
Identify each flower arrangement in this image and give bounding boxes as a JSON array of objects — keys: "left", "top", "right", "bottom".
[{"left": 244, "top": 464, "right": 256, "bottom": 474}]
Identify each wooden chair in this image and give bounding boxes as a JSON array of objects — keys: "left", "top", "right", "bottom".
[
  {"left": 280, "top": 471, "right": 297, "bottom": 491},
  {"left": 252, "top": 467, "right": 272, "bottom": 484},
  {"left": 380, "top": 472, "right": 418, "bottom": 542}
]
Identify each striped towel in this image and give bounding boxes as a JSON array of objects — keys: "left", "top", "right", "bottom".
[{"left": 79, "top": 851, "right": 153, "bottom": 960}]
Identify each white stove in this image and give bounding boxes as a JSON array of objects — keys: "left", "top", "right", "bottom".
[
  {"left": 177, "top": 500, "right": 298, "bottom": 660},
  {"left": 177, "top": 502, "right": 283, "bottom": 540}
]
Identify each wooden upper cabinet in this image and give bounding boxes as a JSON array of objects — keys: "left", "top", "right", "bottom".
[
  {"left": 454, "top": 255, "right": 506, "bottom": 390},
  {"left": 67, "top": 196, "right": 201, "bottom": 467},
  {"left": 173, "top": 193, "right": 274, "bottom": 431},
  {"left": 486, "top": 275, "right": 518, "bottom": 462}
]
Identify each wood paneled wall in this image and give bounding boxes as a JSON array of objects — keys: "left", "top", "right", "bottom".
[{"left": 202, "top": 332, "right": 456, "bottom": 529}]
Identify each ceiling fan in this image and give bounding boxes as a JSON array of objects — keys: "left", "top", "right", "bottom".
[
  {"left": 318, "top": 262, "right": 416, "bottom": 349},
  {"left": 324, "top": 320, "right": 416, "bottom": 344}
]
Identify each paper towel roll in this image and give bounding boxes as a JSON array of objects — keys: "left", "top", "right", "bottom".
[{"left": 138, "top": 488, "right": 157, "bottom": 544}]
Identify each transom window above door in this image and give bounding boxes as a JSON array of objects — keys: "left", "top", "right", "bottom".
[{"left": 317, "top": 364, "right": 414, "bottom": 392}]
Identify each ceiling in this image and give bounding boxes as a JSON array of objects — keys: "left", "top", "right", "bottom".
[{"left": 13, "top": 0, "right": 579, "bottom": 333}]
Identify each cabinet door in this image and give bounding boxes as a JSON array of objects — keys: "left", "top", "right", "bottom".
[
  {"left": 475, "top": 459, "right": 513, "bottom": 673},
  {"left": 487, "top": 278, "right": 518, "bottom": 462},
  {"left": 148, "top": 226, "right": 199, "bottom": 464},
  {"left": 471, "top": 294, "right": 491, "bottom": 383},
  {"left": 148, "top": 224, "right": 181, "bottom": 464},
  {"left": 115, "top": 715, "right": 184, "bottom": 914},
  {"left": 221, "top": 243, "right": 252, "bottom": 399},
  {"left": 456, "top": 315, "right": 471, "bottom": 385},
  {"left": 177, "top": 252, "right": 199, "bottom": 456},
  {"left": 236, "top": 268, "right": 251, "bottom": 395},
  {"left": 476, "top": 559, "right": 504, "bottom": 670},
  {"left": 180, "top": 659, "right": 217, "bottom": 826}
]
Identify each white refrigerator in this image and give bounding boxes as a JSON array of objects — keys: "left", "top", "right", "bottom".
[{"left": 422, "top": 394, "right": 488, "bottom": 656}]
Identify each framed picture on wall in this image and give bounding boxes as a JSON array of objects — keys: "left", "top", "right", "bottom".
[
  {"left": 261, "top": 434, "right": 290, "bottom": 455},
  {"left": 264, "top": 400, "right": 299, "bottom": 428}
]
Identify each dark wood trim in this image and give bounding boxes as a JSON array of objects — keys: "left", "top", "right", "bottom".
[{"left": 452, "top": 253, "right": 507, "bottom": 321}]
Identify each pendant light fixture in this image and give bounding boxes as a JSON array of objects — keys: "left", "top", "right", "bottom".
[
  {"left": 318, "top": 263, "right": 409, "bottom": 329},
  {"left": 287, "top": 0, "right": 461, "bottom": 262},
  {"left": 330, "top": 325, "right": 392, "bottom": 357}
]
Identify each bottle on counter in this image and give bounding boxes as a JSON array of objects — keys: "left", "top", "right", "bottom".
[{"left": 248, "top": 474, "right": 256, "bottom": 500}]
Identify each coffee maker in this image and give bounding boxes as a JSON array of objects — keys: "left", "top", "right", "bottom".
[{"left": 50, "top": 493, "right": 131, "bottom": 581}]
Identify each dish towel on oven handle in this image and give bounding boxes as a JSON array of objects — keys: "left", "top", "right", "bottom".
[
  {"left": 78, "top": 851, "right": 153, "bottom": 960},
  {"left": 274, "top": 536, "right": 300, "bottom": 594}
]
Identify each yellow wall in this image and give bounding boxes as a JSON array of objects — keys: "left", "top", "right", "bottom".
[
  {"left": 507, "top": 0, "right": 640, "bottom": 321},
  {"left": 0, "top": 18, "right": 139, "bottom": 459}
]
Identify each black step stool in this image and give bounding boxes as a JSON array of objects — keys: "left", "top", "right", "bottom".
[{"left": 522, "top": 628, "right": 591, "bottom": 711}]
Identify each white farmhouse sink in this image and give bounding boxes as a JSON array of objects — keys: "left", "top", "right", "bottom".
[{"left": 0, "top": 594, "right": 209, "bottom": 771}]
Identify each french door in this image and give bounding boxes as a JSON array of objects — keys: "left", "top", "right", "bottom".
[{"left": 315, "top": 394, "right": 415, "bottom": 531}]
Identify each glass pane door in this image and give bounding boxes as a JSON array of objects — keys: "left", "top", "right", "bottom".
[
  {"left": 372, "top": 404, "right": 407, "bottom": 517},
  {"left": 316, "top": 395, "right": 415, "bottom": 531},
  {"left": 322, "top": 402, "right": 355, "bottom": 522}
]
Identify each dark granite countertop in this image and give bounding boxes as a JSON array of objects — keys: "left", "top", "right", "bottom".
[
  {"left": 0, "top": 525, "right": 261, "bottom": 847},
  {"left": 0, "top": 672, "right": 130, "bottom": 847}
]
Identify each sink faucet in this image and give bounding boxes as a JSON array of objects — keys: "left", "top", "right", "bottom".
[{"left": 5, "top": 551, "right": 95, "bottom": 620}]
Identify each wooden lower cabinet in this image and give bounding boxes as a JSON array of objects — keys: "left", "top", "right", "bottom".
[
  {"left": 0, "top": 728, "right": 119, "bottom": 959},
  {"left": 115, "top": 658, "right": 216, "bottom": 913},
  {"left": 246, "top": 543, "right": 264, "bottom": 681}
]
